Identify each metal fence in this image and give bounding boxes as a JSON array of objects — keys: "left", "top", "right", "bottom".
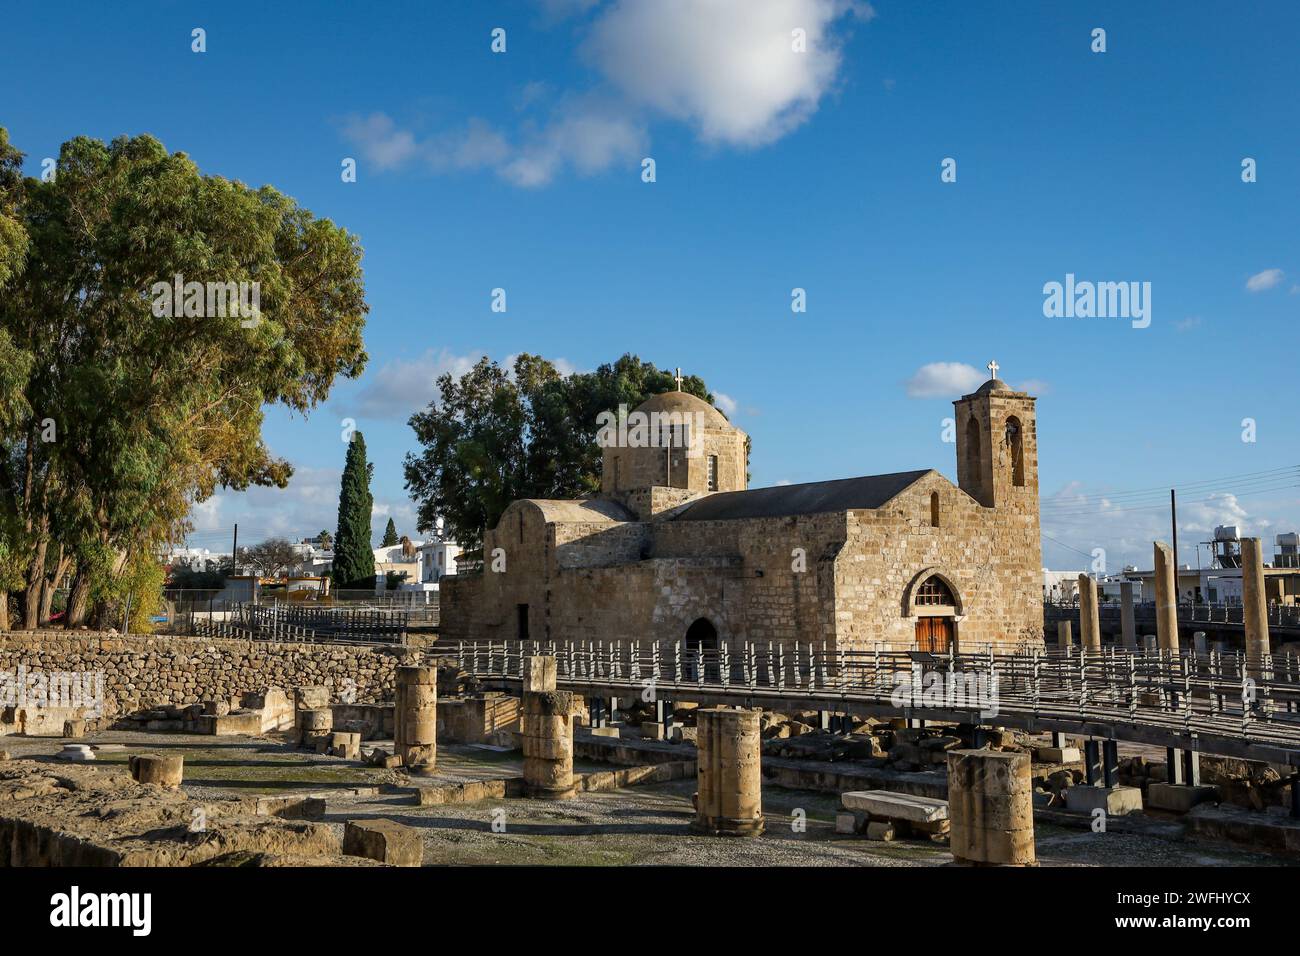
[{"left": 455, "top": 638, "right": 1300, "bottom": 758}]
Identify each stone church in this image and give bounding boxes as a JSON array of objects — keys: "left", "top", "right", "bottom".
[{"left": 440, "top": 369, "right": 1043, "bottom": 655}]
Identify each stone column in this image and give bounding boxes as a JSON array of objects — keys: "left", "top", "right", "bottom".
[
  {"left": 1056, "top": 620, "right": 1072, "bottom": 647},
  {"left": 1242, "top": 537, "right": 1271, "bottom": 676},
  {"left": 395, "top": 665, "right": 437, "bottom": 772},
  {"left": 521, "top": 655, "right": 576, "bottom": 799},
  {"left": 691, "top": 707, "right": 764, "bottom": 837},
  {"left": 1120, "top": 582, "right": 1136, "bottom": 650},
  {"left": 947, "top": 749, "right": 1035, "bottom": 866},
  {"left": 1153, "top": 541, "right": 1180, "bottom": 652},
  {"left": 1077, "top": 574, "right": 1101, "bottom": 651}
]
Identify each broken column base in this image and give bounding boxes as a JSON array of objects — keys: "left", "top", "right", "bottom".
[
  {"left": 1147, "top": 783, "right": 1218, "bottom": 813},
  {"left": 1063, "top": 785, "right": 1143, "bottom": 815}
]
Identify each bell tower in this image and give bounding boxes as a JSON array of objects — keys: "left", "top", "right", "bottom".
[{"left": 953, "top": 361, "right": 1038, "bottom": 511}]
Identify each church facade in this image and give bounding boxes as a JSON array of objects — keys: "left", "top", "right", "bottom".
[{"left": 440, "top": 372, "right": 1044, "bottom": 655}]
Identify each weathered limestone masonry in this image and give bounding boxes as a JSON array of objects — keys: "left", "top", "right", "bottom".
[
  {"left": 394, "top": 666, "right": 437, "bottom": 772},
  {"left": 947, "top": 749, "right": 1035, "bottom": 866},
  {"left": 692, "top": 707, "right": 764, "bottom": 837},
  {"left": 444, "top": 376, "right": 1043, "bottom": 655},
  {"left": 1242, "top": 537, "right": 1270, "bottom": 676},
  {"left": 0, "top": 631, "right": 409, "bottom": 720},
  {"left": 1077, "top": 574, "right": 1101, "bottom": 651},
  {"left": 1153, "top": 542, "right": 1180, "bottom": 652},
  {"left": 521, "top": 656, "right": 576, "bottom": 799}
]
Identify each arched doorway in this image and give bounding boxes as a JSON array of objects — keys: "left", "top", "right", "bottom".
[
  {"left": 684, "top": 617, "right": 720, "bottom": 681},
  {"left": 913, "top": 576, "right": 957, "bottom": 653}
]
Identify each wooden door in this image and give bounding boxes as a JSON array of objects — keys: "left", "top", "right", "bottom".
[{"left": 915, "top": 617, "right": 953, "bottom": 653}]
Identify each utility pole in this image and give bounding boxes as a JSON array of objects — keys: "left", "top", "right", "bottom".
[
  {"left": 231, "top": 523, "right": 239, "bottom": 577},
  {"left": 1170, "top": 490, "right": 1178, "bottom": 602}
]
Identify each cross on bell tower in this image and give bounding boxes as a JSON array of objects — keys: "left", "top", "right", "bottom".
[{"left": 987, "top": 359, "right": 1000, "bottom": 380}]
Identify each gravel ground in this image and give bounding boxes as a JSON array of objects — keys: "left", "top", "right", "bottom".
[{"left": 5, "top": 730, "right": 1294, "bottom": 866}]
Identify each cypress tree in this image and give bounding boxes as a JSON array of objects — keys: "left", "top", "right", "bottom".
[
  {"left": 333, "top": 433, "right": 376, "bottom": 590},
  {"left": 381, "top": 517, "right": 398, "bottom": 547}
]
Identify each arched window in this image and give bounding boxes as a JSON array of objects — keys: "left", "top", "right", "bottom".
[
  {"left": 1005, "top": 416, "right": 1025, "bottom": 487},
  {"left": 964, "top": 416, "right": 981, "bottom": 479},
  {"left": 929, "top": 492, "right": 940, "bottom": 528},
  {"left": 916, "top": 576, "right": 956, "bottom": 607}
]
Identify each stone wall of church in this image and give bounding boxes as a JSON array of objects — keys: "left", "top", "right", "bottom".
[
  {"left": 830, "top": 472, "right": 1043, "bottom": 651},
  {"left": 552, "top": 522, "right": 648, "bottom": 568}
]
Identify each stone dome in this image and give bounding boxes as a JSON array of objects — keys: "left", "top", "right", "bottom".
[
  {"left": 634, "top": 390, "right": 731, "bottom": 427},
  {"left": 976, "top": 378, "right": 1013, "bottom": 395}
]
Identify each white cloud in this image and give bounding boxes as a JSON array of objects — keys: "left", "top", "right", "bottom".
[
  {"left": 587, "top": 0, "right": 871, "bottom": 147},
  {"left": 713, "top": 392, "right": 738, "bottom": 416},
  {"left": 347, "top": 349, "right": 586, "bottom": 421},
  {"left": 905, "top": 362, "right": 985, "bottom": 399},
  {"left": 500, "top": 99, "right": 647, "bottom": 188},
  {"left": 1040, "top": 484, "right": 1297, "bottom": 571},
  {"left": 341, "top": 104, "right": 642, "bottom": 189},
  {"left": 340, "top": 0, "right": 871, "bottom": 187},
  {"left": 1246, "top": 268, "right": 1285, "bottom": 292},
  {"left": 1016, "top": 378, "right": 1050, "bottom": 396},
  {"left": 340, "top": 114, "right": 419, "bottom": 171},
  {"left": 350, "top": 348, "right": 486, "bottom": 421},
  {"left": 340, "top": 114, "right": 511, "bottom": 177}
]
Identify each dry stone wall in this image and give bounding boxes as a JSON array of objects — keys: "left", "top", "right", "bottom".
[{"left": 0, "top": 630, "right": 411, "bottom": 719}]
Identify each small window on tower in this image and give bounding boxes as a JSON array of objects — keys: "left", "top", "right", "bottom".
[
  {"left": 707, "top": 455, "right": 718, "bottom": 491},
  {"left": 930, "top": 492, "right": 940, "bottom": 527}
]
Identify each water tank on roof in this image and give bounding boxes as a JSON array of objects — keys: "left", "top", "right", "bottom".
[
  {"left": 1214, "top": 525, "right": 1239, "bottom": 541},
  {"left": 1277, "top": 532, "right": 1299, "bottom": 548}
]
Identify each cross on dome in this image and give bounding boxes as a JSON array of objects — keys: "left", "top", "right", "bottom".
[{"left": 987, "top": 360, "right": 1000, "bottom": 380}]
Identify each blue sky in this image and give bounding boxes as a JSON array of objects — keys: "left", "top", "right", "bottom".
[{"left": 3, "top": 0, "right": 1298, "bottom": 570}]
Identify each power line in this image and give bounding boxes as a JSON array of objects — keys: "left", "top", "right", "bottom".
[
  {"left": 1042, "top": 478, "right": 1300, "bottom": 514},
  {"left": 1040, "top": 465, "right": 1299, "bottom": 512}
]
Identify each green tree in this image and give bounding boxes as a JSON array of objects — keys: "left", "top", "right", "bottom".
[
  {"left": 404, "top": 353, "right": 720, "bottom": 548},
  {"left": 381, "top": 517, "right": 398, "bottom": 547},
  {"left": 333, "top": 433, "right": 375, "bottom": 589},
  {"left": 0, "top": 129, "right": 368, "bottom": 629},
  {"left": 238, "top": 537, "right": 301, "bottom": 577}
]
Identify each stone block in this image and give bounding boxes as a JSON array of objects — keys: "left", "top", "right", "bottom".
[
  {"left": 1147, "top": 783, "right": 1218, "bottom": 813},
  {"left": 1035, "top": 746, "right": 1081, "bottom": 764},
  {"left": 62, "top": 719, "right": 86, "bottom": 739},
  {"left": 1062, "top": 785, "right": 1143, "bottom": 816},
  {"left": 841, "top": 790, "right": 949, "bottom": 823},
  {"left": 201, "top": 712, "right": 263, "bottom": 736},
  {"left": 589, "top": 726, "right": 620, "bottom": 738},
  {"left": 294, "top": 686, "right": 330, "bottom": 711},
  {"left": 329, "top": 731, "right": 361, "bottom": 760},
  {"left": 865, "top": 821, "right": 895, "bottom": 841},
  {"left": 834, "top": 811, "right": 859, "bottom": 834},
  {"left": 640, "top": 721, "right": 666, "bottom": 740},
  {"left": 342, "top": 819, "right": 423, "bottom": 867}
]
